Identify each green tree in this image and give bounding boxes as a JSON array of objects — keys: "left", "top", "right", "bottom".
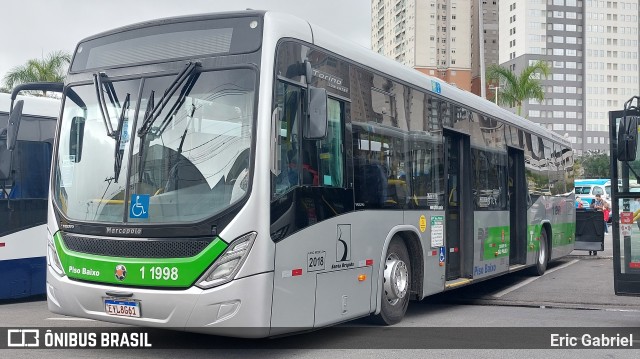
[
  {"left": 486, "top": 60, "right": 551, "bottom": 117},
  {"left": 577, "top": 152, "right": 610, "bottom": 178},
  {"left": 2, "top": 50, "right": 71, "bottom": 96}
]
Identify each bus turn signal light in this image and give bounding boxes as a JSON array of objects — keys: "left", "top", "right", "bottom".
[{"left": 358, "top": 274, "right": 366, "bottom": 282}]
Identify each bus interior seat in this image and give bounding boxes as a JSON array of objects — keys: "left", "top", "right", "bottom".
[
  {"left": 302, "top": 150, "right": 318, "bottom": 186},
  {"left": 355, "top": 161, "right": 387, "bottom": 207},
  {"left": 386, "top": 179, "right": 407, "bottom": 208}
]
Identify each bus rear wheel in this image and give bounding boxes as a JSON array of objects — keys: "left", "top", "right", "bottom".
[
  {"left": 531, "top": 228, "right": 549, "bottom": 276},
  {"left": 374, "top": 237, "right": 410, "bottom": 325}
]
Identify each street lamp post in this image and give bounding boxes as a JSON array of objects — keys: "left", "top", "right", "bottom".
[{"left": 489, "top": 85, "right": 501, "bottom": 104}]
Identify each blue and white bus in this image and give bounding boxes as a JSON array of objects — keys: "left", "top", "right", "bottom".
[
  {"left": 0, "top": 92, "right": 59, "bottom": 299},
  {"left": 13, "top": 11, "right": 575, "bottom": 336}
]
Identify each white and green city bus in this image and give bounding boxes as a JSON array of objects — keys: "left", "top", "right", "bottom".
[{"left": 9, "top": 11, "right": 575, "bottom": 337}]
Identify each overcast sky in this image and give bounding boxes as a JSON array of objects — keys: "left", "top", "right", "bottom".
[{"left": 1, "top": 0, "right": 371, "bottom": 80}]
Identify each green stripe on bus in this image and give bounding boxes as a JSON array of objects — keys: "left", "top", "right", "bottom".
[
  {"left": 482, "top": 226, "right": 510, "bottom": 260},
  {"left": 551, "top": 222, "right": 577, "bottom": 247},
  {"left": 525, "top": 222, "right": 575, "bottom": 252},
  {"left": 54, "top": 231, "right": 228, "bottom": 288}
]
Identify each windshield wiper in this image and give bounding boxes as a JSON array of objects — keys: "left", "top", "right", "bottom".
[
  {"left": 136, "top": 91, "right": 155, "bottom": 184},
  {"left": 93, "top": 72, "right": 121, "bottom": 138},
  {"left": 177, "top": 103, "right": 197, "bottom": 155},
  {"left": 135, "top": 62, "right": 200, "bottom": 185},
  {"left": 113, "top": 93, "right": 131, "bottom": 182},
  {"left": 154, "top": 70, "right": 200, "bottom": 137},
  {"left": 137, "top": 61, "right": 200, "bottom": 137}
]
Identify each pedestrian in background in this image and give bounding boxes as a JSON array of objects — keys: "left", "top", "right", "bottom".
[{"left": 603, "top": 201, "right": 610, "bottom": 234}]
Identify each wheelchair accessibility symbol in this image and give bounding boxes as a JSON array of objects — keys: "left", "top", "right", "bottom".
[{"left": 130, "top": 194, "right": 149, "bottom": 219}]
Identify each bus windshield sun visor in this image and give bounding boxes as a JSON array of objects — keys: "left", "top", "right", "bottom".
[{"left": 137, "top": 61, "right": 201, "bottom": 138}]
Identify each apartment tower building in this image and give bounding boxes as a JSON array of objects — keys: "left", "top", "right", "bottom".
[
  {"left": 371, "top": 0, "right": 473, "bottom": 91},
  {"left": 499, "top": 0, "right": 639, "bottom": 155}
]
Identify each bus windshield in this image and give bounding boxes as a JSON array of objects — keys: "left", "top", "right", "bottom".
[{"left": 54, "top": 69, "right": 255, "bottom": 224}]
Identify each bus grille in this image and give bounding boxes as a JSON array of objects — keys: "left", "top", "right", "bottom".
[{"left": 61, "top": 233, "right": 212, "bottom": 258}]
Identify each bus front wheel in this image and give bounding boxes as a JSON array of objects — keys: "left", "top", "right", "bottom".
[{"left": 374, "top": 237, "right": 410, "bottom": 325}]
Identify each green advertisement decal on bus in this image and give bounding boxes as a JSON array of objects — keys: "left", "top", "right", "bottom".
[
  {"left": 551, "top": 222, "right": 576, "bottom": 247},
  {"left": 54, "top": 232, "right": 228, "bottom": 287},
  {"left": 480, "top": 225, "right": 510, "bottom": 260}
]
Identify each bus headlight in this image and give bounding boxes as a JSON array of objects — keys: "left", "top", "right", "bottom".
[
  {"left": 196, "top": 232, "right": 256, "bottom": 289},
  {"left": 47, "top": 231, "right": 65, "bottom": 276}
]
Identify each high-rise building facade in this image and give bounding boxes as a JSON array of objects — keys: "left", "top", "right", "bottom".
[
  {"left": 471, "top": 0, "right": 500, "bottom": 98},
  {"left": 583, "top": 0, "right": 639, "bottom": 153},
  {"left": 371, "top": 0, "right": 473, "bottom": 91},
  {"left": 499, "top": 0, "right": 639, "bottom": 155}
]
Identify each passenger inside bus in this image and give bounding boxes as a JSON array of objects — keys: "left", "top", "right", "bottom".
[
  {"left": 354, "top": 158, "right": 388, "bottom": 208},
  {"left": 302, "top": 150, "right": 319, "bottom": 186}
]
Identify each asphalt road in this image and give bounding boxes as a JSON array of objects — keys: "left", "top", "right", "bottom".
[{"left": 2, "top": 230, "right": 639, "bottom": 358}]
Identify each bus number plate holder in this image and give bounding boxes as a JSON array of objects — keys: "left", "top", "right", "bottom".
[{"left": 104, "top": 298, "right": 141, "bottom": 318}]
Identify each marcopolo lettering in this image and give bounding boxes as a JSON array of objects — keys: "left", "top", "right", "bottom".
[{"left": 106, "top": 227, "right": 143, "bottom": 235}]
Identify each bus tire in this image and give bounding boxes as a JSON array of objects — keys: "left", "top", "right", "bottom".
[
  {"left": 374, "top": 237, "right": 410, "bottom": 325},
  {"left": 531, "top": 228, "right": 549, "bottom": 276}
]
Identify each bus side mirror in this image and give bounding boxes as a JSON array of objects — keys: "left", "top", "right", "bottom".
[
  {"left": 0, "top": 130, "right": 10, "bottom": 180},
  {"left": 304, "top": 60, "right": 313, "bottom": 84},
  {"left": 7, "top": 100, "right": 24, "bottom": 151},
  {"left": 618, "top": 115, "right": 638, "bottom": 162},
  {"left": 305, "top": 87, "right": 327, "bottom": 140},
  {"left": 69, "top": 116, "right": 86, "bottom": 162}
]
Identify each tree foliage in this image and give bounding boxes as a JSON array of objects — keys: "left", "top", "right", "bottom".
[
  {"left": 577, "top": 152, "right": 610, "bottom": 179},
  {"left": 486, "top": 60, "right": 551, "bottom": 117},
  {"left": 2, "top": 50, "right": 71, "bottom": 96}
]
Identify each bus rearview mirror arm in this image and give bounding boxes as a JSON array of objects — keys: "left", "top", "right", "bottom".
[
  {"left": 7, "top": 82, "right": 65, "bottom": 151},
  {"left": 6, "top": 100, "right": 24, "bottom": 151}
]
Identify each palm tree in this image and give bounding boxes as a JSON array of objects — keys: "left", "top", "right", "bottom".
[
  {"left": 486, "top": 60, "right": 551, "bottom": 117},
  {"left": 2, "top": 50, "right": 71, "bottom": 96}
]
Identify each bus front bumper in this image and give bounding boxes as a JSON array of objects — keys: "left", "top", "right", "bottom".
[{"left": 46, "top": 266, "right": 274, "bottom": 338}]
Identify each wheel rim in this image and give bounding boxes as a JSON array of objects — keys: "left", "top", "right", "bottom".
[
  {"left": 383, "top": 253, "right": 409, "bottom": 305},
  {"left": 538, "top": 233, "right": 546, "bottom": 265}
]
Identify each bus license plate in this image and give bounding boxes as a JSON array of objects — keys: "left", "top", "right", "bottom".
[{"left": 104, "top": 299, "right": 141, "bottom": 318}]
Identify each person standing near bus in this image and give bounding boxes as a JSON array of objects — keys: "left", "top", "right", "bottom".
[
  {"left": 592, "top": 194, "right": 605, "bottom": 210},
  {"left": 603, "top": 201, "right": 611, "bottom": 233},
  {"left": 591, "top": 194, "right": 608, "bottom": 233}
]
